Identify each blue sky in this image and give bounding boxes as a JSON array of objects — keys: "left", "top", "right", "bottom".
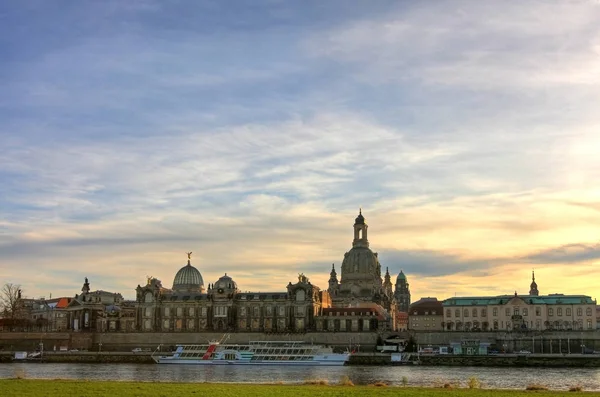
[{"left": 1, "top": 0, "right": 599, "bottom": 301}]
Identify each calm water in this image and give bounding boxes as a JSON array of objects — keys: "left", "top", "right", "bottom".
[{"left": 2, "top": 363, "right": 600, "bottom": 390}]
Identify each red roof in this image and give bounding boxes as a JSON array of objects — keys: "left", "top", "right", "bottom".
[{"left": 55, "top": 297, "right": 71, "bottom": 309}]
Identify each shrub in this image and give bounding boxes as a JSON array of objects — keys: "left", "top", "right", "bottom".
[
  {"left": 569, "top": 385, "right": 583, "bottom": 392},
  {"left": 526, "top": 384, "right": 548, "bottom": 391},
  {"left": 401, "top": 376, "right": 408, "bottom": 387},
  {"left": 444, "top": 383, "right": 454, "bottom": 389},
  {"left": 370, "top": 381, "right": 388, "bottom": 387},
  {"left": 338, "top": 375, "right": 354, "bottom": 386},
  {"left": 304, "top": 378, "right": 328, "bottom": 385},
  {"left": 467, "top": 376, "right": 481, "bottom": 389}
]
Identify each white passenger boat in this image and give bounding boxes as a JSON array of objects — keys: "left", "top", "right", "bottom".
[{"left": 153, "top": 340, "right": 350, "bottom": 366}]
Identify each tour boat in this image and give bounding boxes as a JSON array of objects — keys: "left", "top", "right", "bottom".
[{"left": 152, "top": 340, "right": 350, "bottom": 366}]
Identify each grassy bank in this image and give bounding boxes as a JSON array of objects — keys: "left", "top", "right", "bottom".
[{"left": 1, "top": 380, "right": 598, "bottom": 397}]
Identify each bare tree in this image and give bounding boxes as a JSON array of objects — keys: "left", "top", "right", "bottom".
[{"left": 0, "top": 283, "right": 24, "bottom": 319}]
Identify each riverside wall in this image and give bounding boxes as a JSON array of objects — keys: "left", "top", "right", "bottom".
[
  {"left": 2, "top": 330, "right": 599, "bottom": 354},
  {"left": 413, "top": 331, "right": 600, "bottom": 353}
]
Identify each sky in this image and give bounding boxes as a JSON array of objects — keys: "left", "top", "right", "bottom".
[{"left": 1, "top": 0, "right": 599, "bottom": 302}]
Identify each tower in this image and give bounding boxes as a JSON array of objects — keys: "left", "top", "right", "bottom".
[
  {"left": 328, "top": 264, "right": 339, "bottom": 295},
  {"left": 394, "top": 270, "right": 411, "bottom": 312},
  {"left": 529, "top": 270, "right": 539, "bottom": 296},
  {"left": 383, "top": 267, "right": 393, "bottom": 298},
  {"left": 353, "top": 208, "right": 369, "bottom": 248}
]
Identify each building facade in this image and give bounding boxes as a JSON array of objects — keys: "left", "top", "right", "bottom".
[
  {"left": 408, "top": 298, "right": 444, "bottom": 331},
  {"left": 135, "top": 254, "right": 328, "bottom": 333},
  {"left": 442, "top": 293, "right": 597, "bottom": 332},
  {"left": 394, "top": 270, "right": 411, "bottom": 312}
]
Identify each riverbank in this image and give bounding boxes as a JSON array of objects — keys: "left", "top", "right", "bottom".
[{"left": 1, "top": 380, "right": 598, "bottom": 397}]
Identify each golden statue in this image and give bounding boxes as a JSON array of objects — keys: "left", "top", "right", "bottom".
[{"left": 187, "top": 251, "right": 193, "bottom": 260}]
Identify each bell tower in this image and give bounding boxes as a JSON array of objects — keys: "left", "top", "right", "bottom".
[{"left": 352, "top": 209, "right": 369, "bottom": 248}]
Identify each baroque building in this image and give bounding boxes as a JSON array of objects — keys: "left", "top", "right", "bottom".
[
  {"left": 327, "top": 210, "right": 393, "bottom": 310},
  {"left": 65, "top": 278, "right": 136, "bottom": 332},
  {"left": 135, "top": 253, "right": 328, "bottom": 332},
  {"left": 442, "top": 275, "right": 596, "bottom": 331}
]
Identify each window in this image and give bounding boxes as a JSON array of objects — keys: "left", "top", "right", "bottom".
[
  {"left": 587, "top": 319, "right": 593, "bottom": 329},
  {"left": 240, "top": 307, "right": 247, "bottom": 316},
  {"left": 145, "top": 307, "right": 152, "bottom": 317},
  {"left": 472, "top": 308, "right": 477, "bottom": 317},
  {"left": 188, "top": 307, "right": 194, "bottom": 316},
  {"left": 464, "top": 309, "right": 469, "bottom": 317},
  {"left": 548, "top": 308, "right": 553, "bottom": 316},
  {"left": 536, "top": 307, "right": 541, "bottom": 316},
  {"left": 586, "top": 308, "right": 592, "bottom": 316},
  {"left": 266, "top": 306, "right": 273, "bottom": 316},
  {"left": 455, "top": 309, "right": 460, "bottom": 317},
  {"left": 566, "top": 308, "right": 571, "bottom": 316},
  {"left": 523, "top": 308, "right": 528, "bottom": 316},
  {"left": 557, "top": 308, "right": 562, "bottom": 316},
  {"left": 295, "top": 290, "right": 305, "bottom": 302},
  {"left": 253, "top": 306, "right": 260, "bottom": 317},
  {"left": 493, "top": 308, "right": 498, "bottom": 316},
  {"left": 481, "top": 309, "right": 487, "bottom": 317},
  {"left": 176, "top": 307, "right": 183, "bottom": 317},
  {"left": 201, "top": 307, "right": 207, "bottom": 317},
  {"left": 278, "top": 306, "right": 285, "bottom": 316},
  {"left": 493, "top": 321, "right": 498, "bottom": 330},
  {"left": 577, "top": 308, "right": 583, "bottom": 316},
  {"left": 446, "top": 309, "right": 451, "bottom": 317},
  {"left": 505, "top": 308, "right": 510, "bottom": 316},
  {"left": 215, "top": 306, "right": 227, "bottom": 317},
  {"left": 165, "top": 307, "right": 170, "bottom": 317}
]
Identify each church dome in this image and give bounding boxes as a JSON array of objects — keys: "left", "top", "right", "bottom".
[
  {"left": 173, "top": 260, "right": 204, "bottom": 292},
  {"left": 214, "top": 273, "right": 237, "bottom": 291}
]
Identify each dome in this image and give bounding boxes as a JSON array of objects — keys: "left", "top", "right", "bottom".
[
  {"left": 214, "top": 273, "right": 237, "bottom": 291},
  {"left": 173, "top": 261, "right": 204, "bottom": 292},
  {"left": 397, "top": 270, "right": 407, "bottom": 282}
]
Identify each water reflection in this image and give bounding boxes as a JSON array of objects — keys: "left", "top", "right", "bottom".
[{"left": 2, "top": 363, "right": 600, "bottom": 391}]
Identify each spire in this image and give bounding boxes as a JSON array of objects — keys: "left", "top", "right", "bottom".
[{"left": 529, "top": 269, "right": 539, "bottom": 296}]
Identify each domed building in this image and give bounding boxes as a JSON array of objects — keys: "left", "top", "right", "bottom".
[
  {"left": 172, "top": 253, "right": 205, "bottom": 292},
  {"left": 328, "top": 210, "right": 392, "bottom": 310},
  {"left": 135, "top": 254, "right": 327, "bottom": 333}
]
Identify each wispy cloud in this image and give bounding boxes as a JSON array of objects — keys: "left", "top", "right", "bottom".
[{"left": 1, "top": 1, "right": 599, "bottom": 301}]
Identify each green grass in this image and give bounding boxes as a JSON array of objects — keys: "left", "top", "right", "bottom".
[{"left": 0, "top": 380, "right": 598, "bottom": 397}]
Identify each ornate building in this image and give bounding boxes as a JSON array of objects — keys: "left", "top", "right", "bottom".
[
  {"left": 394, "top": 270, "right": 411, "bottom": 312},
  {"left": 327, "top": 210, "right": 393, "bottom": 310},
  {"left": 65, "top": 278, "right": 136, "bottom": 332},
  {"left": 135, "top": 254, "right": 328, "bottom": 332}
]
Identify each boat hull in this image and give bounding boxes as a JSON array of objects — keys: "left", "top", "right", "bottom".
[{"left": 154, "top": 358, "right": 348, "bottom": 366}]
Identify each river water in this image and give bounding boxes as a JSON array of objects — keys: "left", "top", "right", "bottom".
[{"left": 2, "top": 363, "right": 600, "bottom": 390}]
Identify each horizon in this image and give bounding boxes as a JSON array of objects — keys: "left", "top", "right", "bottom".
[{"left": 1, "top": 1, "right": 599, "bottom": 302}]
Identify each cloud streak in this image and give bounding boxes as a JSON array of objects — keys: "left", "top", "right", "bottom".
[{"left": 1, "top": 1, "right": 599, "bottom": 301}]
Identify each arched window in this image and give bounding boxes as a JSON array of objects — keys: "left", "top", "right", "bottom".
[
  {"left": 472, "top": 308, "right": 477, "bottom": 317},
  {"left": 463, "top": 309, "right": 469, "bottom": 317},
  {"left": 586, "top": 308, "right": 592, "bottom": 316},
  {"left": 523, "top": 308, "right": 528, "bottom": 316},
  {"left": 455, "top": 309, "right": 460, "bottom": 317},
  {"left": 577, "top": 308, "right": 583, "bottom": 316},
  {"left": 446, "top": 309, "right": 451, "bottom": 317}
]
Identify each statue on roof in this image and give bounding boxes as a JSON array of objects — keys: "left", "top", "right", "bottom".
[{"left": 187, "top": 251, "right": 192, "bottom": 260}]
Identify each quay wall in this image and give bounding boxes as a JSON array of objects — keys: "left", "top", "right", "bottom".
[{"left": 2, "top": 331, "right": 599, "bottom": 354}]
